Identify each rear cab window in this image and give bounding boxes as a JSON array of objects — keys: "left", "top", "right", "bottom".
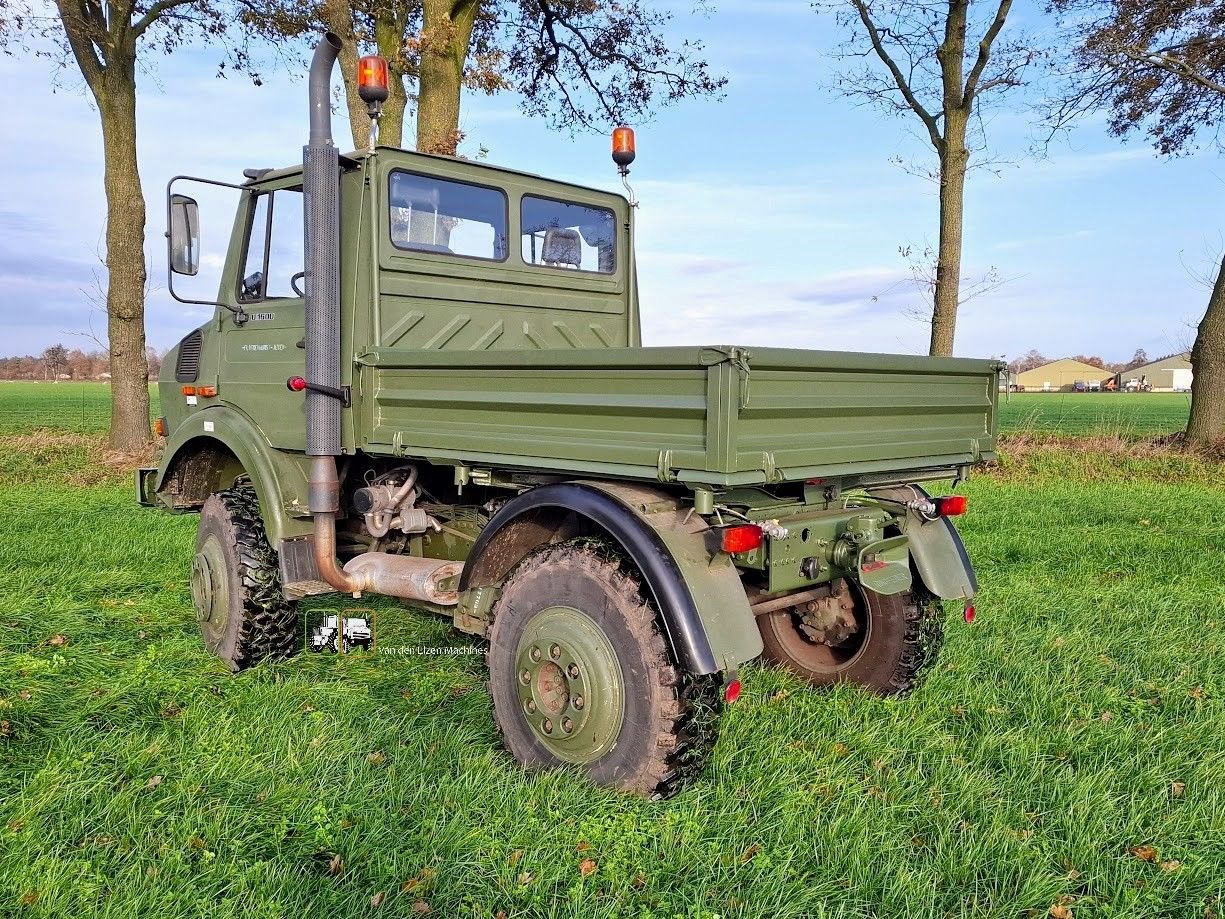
[
  {"left": 521, "top": 195, "right": 616, "bottom": 274},
  {"left": 388, "top": 171, "right": 508, "bottom": 261}
]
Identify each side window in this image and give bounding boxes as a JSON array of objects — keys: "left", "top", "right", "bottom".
[
  {"left": 388, "top": 171, "right": 508, "bottom": 261},
  {"left": 239, "top": 188, "right": 304, "bottom": 302},
  {"left": 521, "top": 196, "right": 616, "bottom": 274}
]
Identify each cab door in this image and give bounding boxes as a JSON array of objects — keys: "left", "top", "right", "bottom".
[{"left": 219, "top": 181, "right": 308, "bottom": 450}]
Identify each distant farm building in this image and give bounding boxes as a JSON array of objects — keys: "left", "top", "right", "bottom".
[
  {"left": 1123, "top": 353, "right": 1192, "bottom": 392},
  {"left": 1013, "top": 359, "right": 1110, "bottom": 392}
]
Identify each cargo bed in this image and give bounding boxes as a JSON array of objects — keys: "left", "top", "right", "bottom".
[{"left": 356, "top": 346, "right": 1000, "bottom": 488}]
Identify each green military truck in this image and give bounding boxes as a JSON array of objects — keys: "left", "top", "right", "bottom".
[{"left": 141, "top": 35, "right": 1000, "bottom": 798}]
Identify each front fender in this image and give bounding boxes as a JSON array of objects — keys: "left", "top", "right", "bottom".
[
  {"left": 868, "top": 485, "right": 978, "bottom": 601},
  {"left": 154, "top": 405, "right": 315, "bottom": 544},
  {"left": 458, "top": 481, "right": 762, "bottom": 675}
]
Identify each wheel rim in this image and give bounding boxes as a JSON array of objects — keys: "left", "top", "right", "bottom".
[
  {"left": 514, "top": 605, "right": 625, "bottom": 764},
  {"left": 765, "top": 582, "right": 872, "bottom": 675},
  {"left": 192, "top": 535, "right": 230, "bottom": 647}
]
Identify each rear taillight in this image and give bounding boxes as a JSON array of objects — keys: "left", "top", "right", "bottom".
[
  {"left": 963, "top": 603, "right": 976, "bottom": 623},
  {"left": 934, "top": 495, "right": 968, "bottom": 517},
  {"left": 720, "top": 524, "right": 763, "bottom": 553},
  {"left": 723, "top": 678, "right": 742, "bottom": 703}
]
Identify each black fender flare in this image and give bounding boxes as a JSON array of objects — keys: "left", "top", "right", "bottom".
[{"left": 459, "top": 482, "right": 719, "bottom": 674}]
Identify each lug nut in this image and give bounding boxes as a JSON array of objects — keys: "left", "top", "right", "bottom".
[
  {"left": 549, "top": 643, "right": 561, "bottom": 659},
  {"left": 567, "top": 663, "right": 580, "bottom": 679},
  {"left": 519, "top": 669, "right": 531, "bottom": 684},
  {"left": 525, "top": 699, "right": 536, "bottom": 714},
  {"left": 572, "top": 695, "right": 584, "bottom": 710},
  {"left": 542, "top": 719, "right": 553, "bottom": 733},
  {"left": 529, "top": 646, "right": 542, "bottom": 662},
  {"left": 562, "top": 718, "right": 574, "bottom": 733}
]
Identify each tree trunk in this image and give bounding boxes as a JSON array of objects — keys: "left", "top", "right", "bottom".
[
  {"left": 97, "top": 60, "right": 151, "bottom": 452},
  {"left": 321, "top": 0, "right": 371, "bottom": 151},
  {"left": 931, "top": 114, "right": 968, "bottom": 357},
  {"left": 417, "top": 0, "right": 479, "bottom": 155},
  {"left": 1185, "top": 251, "right": 1225, "bottom": 447},
  {"left": 375, "top": 13, "right": 411, "bottom": 148}
]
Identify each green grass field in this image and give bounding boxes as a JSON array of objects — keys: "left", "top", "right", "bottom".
[
  {"left": 998, "top": 392, "right": 1191, "bottom": 438},
  {"left": 1, "top": 384, "right": 1222, "bottom": 918}
]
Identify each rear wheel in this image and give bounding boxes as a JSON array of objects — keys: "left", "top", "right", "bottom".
[
  {"left": 487, "top": 540, "right": 721, "bottom": 798},
  {"left": 758, "top": 579, "right": 942, "bottom": 696},
  {"left": 192, "top": 481, "right": 299, "bottom": 671}
]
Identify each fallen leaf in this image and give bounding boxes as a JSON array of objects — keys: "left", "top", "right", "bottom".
[
  {"left": 370, "top": 892, "right": 386, "bottom": 908},
  {"left": 739, "top": 843, "right": 761, "bottom": 864},
  {"left": 579, "top": 858, "right": 598, "bottom": 877},
  {"left": 0, "top": 721, "right": 10, "bottom": 736},
  {"left": 328, "top": 854, "right": 345, "bottom": 876},
  {"left": 1099, "top": 711, "right": 1114, "bottom": 723},
  {"left": 1170, "top": 781, "right": 1186, "bottom": 798},
  {"left": 508, "top": 849, "right": 523, "bottom": 867},
  {"left": 631, "top": 873, "right": 647, "bottom": 890},
  {"left": 19, "top": 891, "right": 38, "bottom": 906},
  {"left": 495, "top": 912, "right": 508, "bottom": 919},
  {"left": 145, "top": 775, "right": 164, "bottom": 790},
  {"left": 367, "top": 751, "right": 386, "bottom": 765},
  {"left": 7, "top": 820, "right": 24, "bottom": 832},
  {"left": 516, "top": 871, "right": 533, "bottom": 885},
  {"left": 18, "top": 691, "right": 31, "bottom": 701},
  {"left": 49, "top": 634, "right": 67, "bottom": 646},
  {"left": 1049, "top": 905, "right": 1072, "bottom": 919},
  {"left": 1130, "top": 845, "right": 1159, "bottom": 862},
  {"left": 1053, "top": 637, "right": 1067, "bottom": 648},
  {"left": 401, "top": 879, "right": 420, "bottom": 894},
  {"left": 410, "top": 901, "right": 431, "bottom": 916},
  {"left": 188, "top": 836, "right": 206, "bottom": 849},
  {"left": 576, "top": 840, "right": 591, "bottom": 852},
  {"left": 1160, "top": 860, "right": 1181, "bottom": 872},
  {"left": 832, "top": 742, "right": 850, "bottom": 756},
  {"left": 1189, "top": 687, "right": 1207, "bottom": 701}
]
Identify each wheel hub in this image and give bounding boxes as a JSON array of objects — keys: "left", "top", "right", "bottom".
[
  {"left": 514, "top": 605, "right": 624, "bottom": 764},
  {"left": 191, "top": 537, "right": 229, "bottom": 634}
]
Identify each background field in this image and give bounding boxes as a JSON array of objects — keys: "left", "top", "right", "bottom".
[
  {"left": 998, "top": 392, "right": 1191, "bottom": 438},
  {"left": 0, "top": 384, "right": 1222, "bottom": 919}
]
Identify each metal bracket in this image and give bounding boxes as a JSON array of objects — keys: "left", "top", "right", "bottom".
[{"left": 305, "top": 382, "right": 351, "bottom": 407}]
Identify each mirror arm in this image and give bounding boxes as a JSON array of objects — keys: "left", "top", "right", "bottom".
[{"left": 165, "top": 174, "right": 253, "bottom": 320}]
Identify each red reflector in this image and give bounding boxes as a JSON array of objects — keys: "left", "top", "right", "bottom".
[
  {"left": 935, "top": 495, "right": 968, "bottom": 517},
  {"left": 720, "top": 524, "right": 763, "bottom": 554},
  {"left": 723, "top": 678, "right": 741, "bottom": 703},
  {"left": 287, "top": 376, "right": 307, "bottom": 392},
  {"left": 963, "top": 604, "right": 976, "bottom": 623},
  {"left": 862, "top": 560, "right": 887, "bottom": 572},
  {"left": 154, "top": 417, "right": 168, "bottom": 438}
]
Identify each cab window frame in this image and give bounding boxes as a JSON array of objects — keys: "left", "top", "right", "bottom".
[
  {"left": 236, "top": 184, "right": 304, "bottom": 303},
  {"left": 520, "top": 193, "right": 618, "bottom": 276},
  {"left": 386, "top": 169, "right": 510, "bottom": 264}
]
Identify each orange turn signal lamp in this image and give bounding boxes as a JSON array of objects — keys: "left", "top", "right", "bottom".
[
  {"left": 357, "top": 55, "right": 389, "bottom": 104},
  {"left": 181, "top": 385, "right": 217, "bottom": 398},
  {"left": 154, "top": 416, "right": 168, "bottom": 437}
]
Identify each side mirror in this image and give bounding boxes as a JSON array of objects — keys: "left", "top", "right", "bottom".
[{"left": 169, "top": 194, "right": 200, "bottom": 276}]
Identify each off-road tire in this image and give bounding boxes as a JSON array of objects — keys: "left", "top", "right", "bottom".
[
  {"left": 758, "top": 583, "right": 943, "bottom": 697},
  {"left": 487, "top": 539, "right": 722, "bottom": 799},
  {"left": 193, "top": 481, "right": 299, "bottom": 671}
]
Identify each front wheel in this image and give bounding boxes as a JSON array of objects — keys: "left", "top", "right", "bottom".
[
  {"left": 192, "top": 481, "right": 299, "bottom": 671},
  {"left": 487, "top": 540, "right": 721, "bottom": 799},
  {"left": 758, "top": 579, "right": 943, "bottom": 696}
]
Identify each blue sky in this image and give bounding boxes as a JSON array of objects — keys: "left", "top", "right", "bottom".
[{"left": 0, "top": 0, "right": 1218, "bottom": 363}]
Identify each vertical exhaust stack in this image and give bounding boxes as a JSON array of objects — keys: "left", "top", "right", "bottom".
[
  {"left": 303, "top": 32, "right": 357, "bottom": 593},
  {"left": 302, "top": 33, "right": 463, "bottom": 604}
]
